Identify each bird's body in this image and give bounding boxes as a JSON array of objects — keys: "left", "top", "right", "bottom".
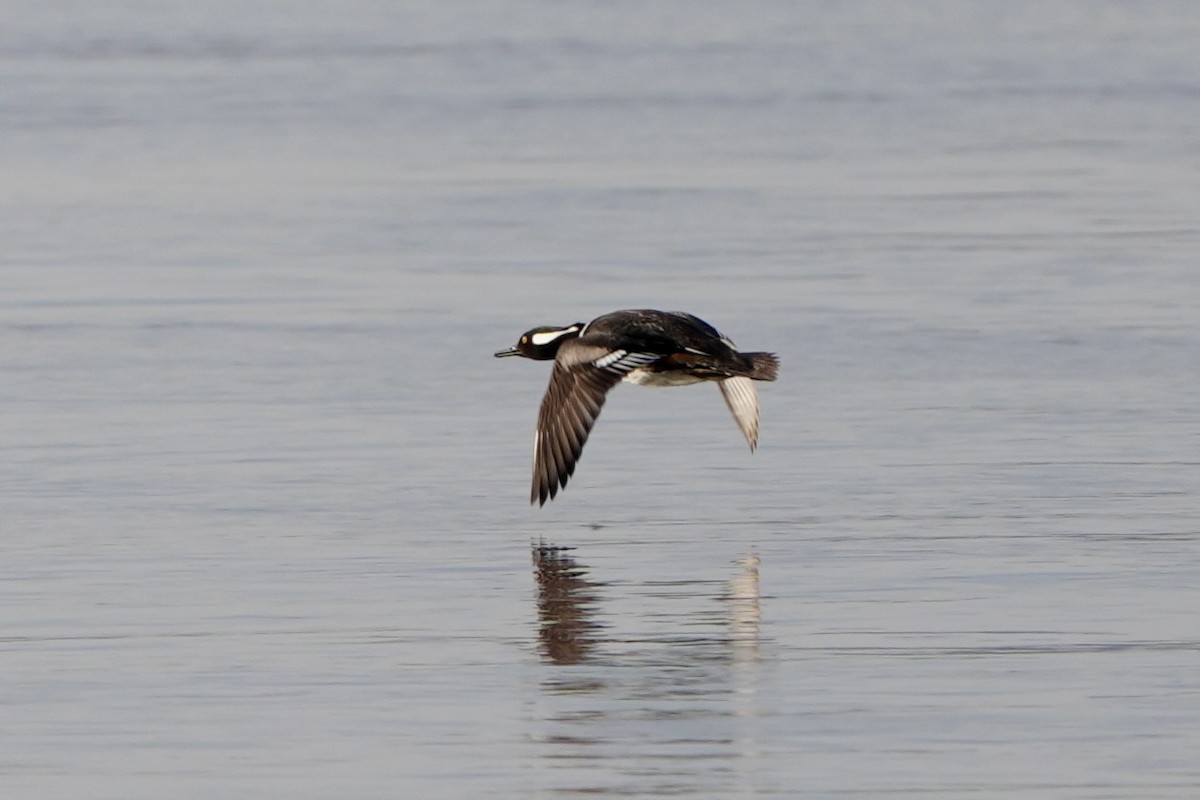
[{"left": 495, "top": 309, "right": 779, "bottom": 505}]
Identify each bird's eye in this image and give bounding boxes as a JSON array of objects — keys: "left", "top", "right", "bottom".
[{"left": 521, "top": 335, "right": 528, "bottom": 344}]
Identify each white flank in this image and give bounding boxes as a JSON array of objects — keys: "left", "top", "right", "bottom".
[
  {"left": 626, "top": 369, "right": 703, "bottom": 386},
  {"left": 718, "top": 377, "right": 761, "bottom": 451}
]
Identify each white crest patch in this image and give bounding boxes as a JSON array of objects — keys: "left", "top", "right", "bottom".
[{"left": 531, "top": 327, "right": 579, "bottom": 347}]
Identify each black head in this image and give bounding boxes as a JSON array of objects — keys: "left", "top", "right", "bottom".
[{"left": 494, "top": 323, "right": 585, "bottom": 361}]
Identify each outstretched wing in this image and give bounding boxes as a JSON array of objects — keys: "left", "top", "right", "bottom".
[
  {"left": 532, "top": 344, "right": 659, "bottom": 505},
  {"left": 717, "top": 376, "right": 761, "bottom": 451}
]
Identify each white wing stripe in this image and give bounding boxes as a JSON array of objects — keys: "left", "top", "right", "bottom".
[
  {"left": 592, "top": 349, "right": 628, "bottom": 369},
  {"left": 592, "top": 350, "right": 659, "bottom": 374}
]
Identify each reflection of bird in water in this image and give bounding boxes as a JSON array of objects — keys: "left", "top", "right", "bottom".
[
  {"left": 724, "top": 554, "right": 761, "bottom": 654},
  {"left": 532, "top": 542, "right": 604, "bottom": 665}
]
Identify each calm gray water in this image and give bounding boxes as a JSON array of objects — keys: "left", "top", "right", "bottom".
[{"left": 4, "top": 1, "right": 1199, "bottom": 797}]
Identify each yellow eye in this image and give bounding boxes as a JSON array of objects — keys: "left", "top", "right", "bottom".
[{"left": 521, "top": 335, "right": 528, "bottom": 344}]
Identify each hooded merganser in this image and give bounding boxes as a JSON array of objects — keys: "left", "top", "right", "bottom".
[{"left": 495, "top": 309, "right": 780, "bottom": 505}]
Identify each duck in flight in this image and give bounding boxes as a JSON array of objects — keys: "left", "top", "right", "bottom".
[{"left": 495, "top": 309, "right": 779, "bottom": 505}]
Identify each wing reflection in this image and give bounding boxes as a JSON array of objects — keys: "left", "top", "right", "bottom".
[
  {"left": 532, "top": 542, "right": 604, "bottom": 665},
  {"left": 724, "top": 553, "right": 762, "bottom": 659}
]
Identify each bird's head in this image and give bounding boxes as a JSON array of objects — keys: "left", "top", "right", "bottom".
[{"left": 494, "top": 323, "right": 585, "bottom": 361}]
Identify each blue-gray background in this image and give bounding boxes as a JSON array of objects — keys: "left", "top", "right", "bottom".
[{"left": 3, "top": 2, "right": 1198, "bottom": 797}]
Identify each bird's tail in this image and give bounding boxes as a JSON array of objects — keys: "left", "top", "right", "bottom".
[{"left": 742, "top": 352, "right": 780, "bottom": 381}]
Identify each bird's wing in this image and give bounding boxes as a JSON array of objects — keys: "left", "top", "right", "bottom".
[
  {"left": 717, "top": 376, "right": 761, "bottom": 451},
  {"left": 532, "top": 344, "right": 659, "bottom": 505}
]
